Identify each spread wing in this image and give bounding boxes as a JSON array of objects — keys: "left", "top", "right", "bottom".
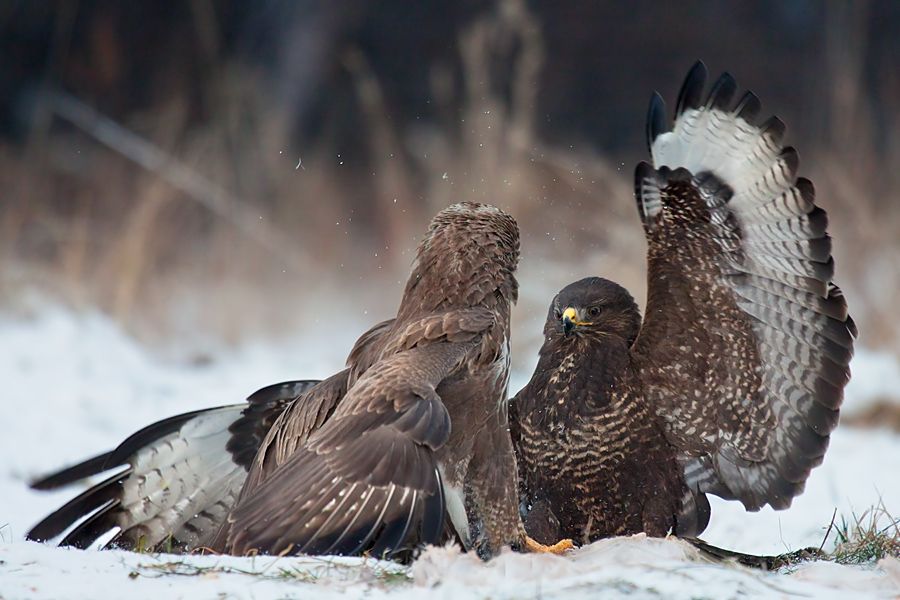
[
  {"left": 29, "top": 311, "right": 400, "bottom": 551},
  {"left": 631, "top": 62, "right": 856, "bottom": 526},
  {"left": 223, "top": 308, "right": 497, "bottom": 557},
  {"left": 26, "top": 380, "right": 320, "bottom": 550}
]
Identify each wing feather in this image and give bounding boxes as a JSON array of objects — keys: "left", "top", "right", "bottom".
[
  {"left": 222, "top": 340, "right": 479, "bottom": 557},
  {"left": 27, "top": 380, "right": 321, "bottom": 550},
  {"left": 634, "top": 61, "right": 855, "bottom": 522}
]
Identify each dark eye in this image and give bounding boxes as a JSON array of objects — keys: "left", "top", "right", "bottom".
[{"left": 588, "top": 306, "right": 602, "bottom": 318}]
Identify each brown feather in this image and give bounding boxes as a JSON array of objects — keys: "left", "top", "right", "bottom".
[
  {"left": 213, "top": 202, "right": 524, "bottom": 558},
  {"left": 512, "top": 62, "right": 854, "bottom": 544}
]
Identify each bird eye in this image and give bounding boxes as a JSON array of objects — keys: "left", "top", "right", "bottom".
[{"left": 588, "top": 306, "right": 602, "bottom": 318}]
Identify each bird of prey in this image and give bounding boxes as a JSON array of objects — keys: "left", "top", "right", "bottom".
[
  {"left": 28, "top": 202, "right": 533, "bottom": 559},
  {"left": 511, "top": 62, "right": 856, "bottom": 545}
]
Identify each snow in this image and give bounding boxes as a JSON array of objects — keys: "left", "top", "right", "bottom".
[
  {"left": 843, "top": 347, "right": 900, "bottom": 414},
  {"left": 1, "top": 305, "right": 899, "bottom": 598}
]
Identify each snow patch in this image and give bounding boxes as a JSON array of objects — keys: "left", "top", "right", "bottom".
[{"left": 1, "top": 306, "right": 899, "bottom": 598}]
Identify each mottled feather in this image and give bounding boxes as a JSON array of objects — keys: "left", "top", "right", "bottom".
[
  {"left": 26, "top": 380, "right": 322, "bottom": 550},
  {"left": 212, "top": 202, "right": 524, "bottom": 559},
  {"left": 512, "top": 62, "right": 855, "bottom": 545}
]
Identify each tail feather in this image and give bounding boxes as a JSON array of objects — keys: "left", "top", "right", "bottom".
[{"left": 686, "top": 537, "right": 826, "bottom": 570}]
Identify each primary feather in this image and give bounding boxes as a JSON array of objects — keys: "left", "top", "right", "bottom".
[
  {"left": 512, "top": 61, "right": 855, "bottom": 545},
  {"left": 27, "top": 380, "right": 321, "bottom": 550}
]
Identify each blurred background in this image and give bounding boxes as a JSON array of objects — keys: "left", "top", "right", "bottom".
[{"left": 1, "top": 0, "right": 898, "bottom": 365}]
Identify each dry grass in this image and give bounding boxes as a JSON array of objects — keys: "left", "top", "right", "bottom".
[
  {"left": 0, "top": 0, "right": 898, "bottom": 359},
  {"left": 128, "top": 554, "right": 412, "bottom": 588},
  {"left": 829, "top": 502, "right": 900, "bottom": 565},
  {"left": 690, "top": 503, "right": 900, "bottom": 571},
  {"left": 0, "top": 0, "right": 641, "bottom": 363},
  {"left": 764, "top": 503, "right": 900, "bottom": 569},
  {"left": 841, "top": 400, "right": 900, "bottom": 432}
]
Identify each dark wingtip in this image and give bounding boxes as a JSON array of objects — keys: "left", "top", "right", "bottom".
[
  {"left": 246, "top": 380, "right": 320, "bottom": 405},
  {"left": 734, "top": 90, "right": 761, "bottom": 124},
  {"left": 761, "top": 115, "right": 786, "bottom": 145},
  {"left": 634, "top": 160, "right": 656, "bottom": 182},
  {"left": 59, "top": 499, "right": 121, "bottom": 549},
  {"left": 796, "top": 177, "right": 816, "bottom": 205},
  {"left": 646, "top": 92, "right": 667, "bottom": 152},
  {"left": 676, "top": 61, "right": 708, "bottom": 116},
  {"left": 29, "top": 451, "right": 115, "bottom": 491},
  {"left": 846, "top": 314, "right": 858, "bottom": 339},
  {"left": 705, "top": 72, "right": 738, "bottom": 110},
  {"left": 808, "top": 206, "right": 829, "bottom": 238},
  {"left": 26, "top": 470, "right": 128, "bottom": 542},
  {"left": 780, "top": 146, "right": 800, "bottom": 180}
]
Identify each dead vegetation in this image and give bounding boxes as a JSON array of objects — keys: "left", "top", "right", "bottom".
[
  {"left": 842, "top": 400, "right": 900, "bottom": 432},
  {"left": 828, "top": 503, "right": 900, "bottom": 565},
  {"left": 0, "top": 0, "right": 642, "bottom": 364},
  {"left": 1, "top": 0, "right": 898, "bottom": 361},
  {"left": 127, "top": 554, "right": 412, "bottom": 589},
  {"left": 109, "top": 505, "right": 900, "bottom": 582},
  {"left": 709, "top": 502, "right": 900, "bottom": 570}
]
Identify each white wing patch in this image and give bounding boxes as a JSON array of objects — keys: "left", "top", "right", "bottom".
[
  {"left": 639, "top": 62, "right": 855, "bottom": 514},
  {"left": 117, "top": 407, "right": 249, "bottom": 547}
]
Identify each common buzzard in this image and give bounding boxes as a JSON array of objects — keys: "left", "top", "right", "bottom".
[
  {"left": 511, "top": 62, "right": 856, "bottom": 544},
  {"left": 28, "top": 202, "right": 533, "bottom": 559}
]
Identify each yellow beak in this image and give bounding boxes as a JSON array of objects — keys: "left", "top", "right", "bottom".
[{"left": 562, "top": 307, "right": 590, "bottom": 336}]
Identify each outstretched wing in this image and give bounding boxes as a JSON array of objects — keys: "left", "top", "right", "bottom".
[
  {"left": 222, "top": 341, "right": 478, "bottom": 558},
  {"left": 27, "top": 312, "right": 401, "bottom": 551},
  {"left": 26, "top": 380, "right": 320, "bottom": 550},
  {"left": 631, "top": 62, "right": 856, "bottom": 526}
]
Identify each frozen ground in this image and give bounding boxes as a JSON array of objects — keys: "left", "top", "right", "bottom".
[{"left": 1, "top": 305, "right": 899, "bottom": 599}]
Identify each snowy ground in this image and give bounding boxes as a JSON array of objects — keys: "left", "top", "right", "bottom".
[{"left": 1, "top": 305, "right": 899, "bottom": 599}]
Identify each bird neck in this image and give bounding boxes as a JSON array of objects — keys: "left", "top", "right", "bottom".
[{"left": 395, "top": 247, "right": 518, "bottom": 323}]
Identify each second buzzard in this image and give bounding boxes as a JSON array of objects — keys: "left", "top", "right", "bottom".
[
  {"left": 511, "top": 62, "right": 857, "bottom": 544},
  {"left": 28, "top": 202, "right": 532, "bottom": 559}
]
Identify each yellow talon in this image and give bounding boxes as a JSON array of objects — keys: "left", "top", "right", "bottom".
[{"left": 524, "top": 535, "right": 575, "bottom": 555}]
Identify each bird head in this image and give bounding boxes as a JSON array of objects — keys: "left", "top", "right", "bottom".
[
  {"left": 400, "top": 202, "right": 520, "bottom": 317},
  {"left": 546, "top": 277, "right": 641, "bottom": 345}
]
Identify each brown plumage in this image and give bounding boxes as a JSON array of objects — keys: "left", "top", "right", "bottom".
[
  {"left": 511, "top": 62, "right": 857, "bottom": 545},
  {"left": 212, "top": 202, "right": 524, "bottom": 558},
  {"left": 28, "top": 201, "right": 525, "bottom": 560}
]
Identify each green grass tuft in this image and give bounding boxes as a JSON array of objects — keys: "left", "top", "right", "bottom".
[{"left": 829, "top": 502, "right": 900, "bottom": 565}]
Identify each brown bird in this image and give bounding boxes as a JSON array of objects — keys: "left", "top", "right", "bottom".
[
  {"left": 28, "top": 202, "right": 533, "bottom": 559},
  {"left": 510, "top": 62, "right": 857, "bottom": 546}
]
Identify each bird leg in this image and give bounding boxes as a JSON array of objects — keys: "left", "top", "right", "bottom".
[{"left": 524, "top": 535, "right": 575, "bottom": 555}]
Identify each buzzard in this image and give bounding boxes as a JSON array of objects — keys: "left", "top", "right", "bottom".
[
  {"left": 511, "top": 62, "right": 856, "bottom": 545},
  {"left": 28, "top": 202, "right": 538, "bottom": 559}
]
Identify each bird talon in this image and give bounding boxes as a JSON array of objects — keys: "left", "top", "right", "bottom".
[{"left": 524, "top": 535, "right": 574, "bottom": 555}]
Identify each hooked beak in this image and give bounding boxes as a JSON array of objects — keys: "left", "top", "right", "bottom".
[{"left": 562, "top": 307, "right": 578, "bottom": 337}]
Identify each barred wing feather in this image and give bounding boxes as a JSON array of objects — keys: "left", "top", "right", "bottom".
[{"left": 633, "top": 62, "right": 856, "bottom": 527}]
